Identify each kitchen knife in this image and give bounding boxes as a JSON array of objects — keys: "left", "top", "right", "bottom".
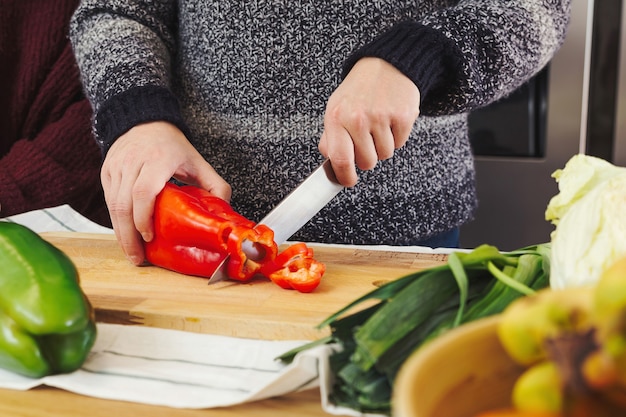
[{"left": 208, "top": 159, "right": 344, "bottom": 283}]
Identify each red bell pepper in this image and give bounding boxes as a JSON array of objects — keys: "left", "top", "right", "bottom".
[
  {"left": 264, "top": 243, "right": 325, "bottom": 293},
  {"left": 144, "top": 183, "right": 325, "bottom": 292}
]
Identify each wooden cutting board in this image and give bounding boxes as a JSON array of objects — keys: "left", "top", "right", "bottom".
[{"left": 41, "top": 232, "right": 448, "bottom": 341}]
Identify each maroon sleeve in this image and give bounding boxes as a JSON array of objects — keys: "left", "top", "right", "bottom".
[
  {"left": 0, "top": 2, "right": 110, "bottom": 227},
  {"left": 0, "top": 98, "right": 110, "bottom": 227}
]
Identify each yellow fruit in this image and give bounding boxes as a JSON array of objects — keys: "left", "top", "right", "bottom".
[
  {"left": 498, "top": 287, "right": 594, "bottom": 366},
  {"left": 513, "top": 361, "right": 563, "bottom": 414},
  {"left": 593, "top": 256, "right": 626, "bottom": 339},
  {"left": 581, "top": 349, "right": 619, "bottom": 390},
  {"left": 592, "top": 256, "right": 626, "bottom": 384}
]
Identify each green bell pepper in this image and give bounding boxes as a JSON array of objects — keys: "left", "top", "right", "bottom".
[{"left": 0, "top": 222, "right": 97, "bottom": 378}]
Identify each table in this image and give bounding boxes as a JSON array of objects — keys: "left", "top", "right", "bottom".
[
  {"left": 3, "top": 232, "right": 448, "bottom": 416},
  {"left": 0, "top": 387, "right": 327, "bottom": 416}
]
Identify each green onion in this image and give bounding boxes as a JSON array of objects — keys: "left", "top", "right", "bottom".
[{"left": 277, "top": 243, "right": 552, "bottom": 415}]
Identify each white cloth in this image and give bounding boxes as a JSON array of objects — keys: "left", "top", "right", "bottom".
[
  {"left": 2, "top": 204, "right": 114, "bottom": 234},
  {"left": 0, "top": 324, "right": 320, "bottom": 408}
]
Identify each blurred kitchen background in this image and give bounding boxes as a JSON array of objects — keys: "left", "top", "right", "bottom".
[{"left": 460, "top": 0, "right": 626, "bottom": 250}]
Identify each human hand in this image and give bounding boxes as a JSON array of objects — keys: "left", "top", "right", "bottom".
[
  {"left": 319, "top": 57, "right": 421, "bottom": 186},
  {"left": 101, "top": 121, "right": 231, "bottom": 265}
]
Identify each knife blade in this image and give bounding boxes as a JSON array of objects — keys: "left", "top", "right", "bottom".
[{"left": 208, "top": 159, "right": 344, "bottom": 283}]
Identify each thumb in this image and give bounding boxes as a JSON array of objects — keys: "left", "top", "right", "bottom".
[{"left": 188, "top": 161, "right": 232, "bottom": 202}]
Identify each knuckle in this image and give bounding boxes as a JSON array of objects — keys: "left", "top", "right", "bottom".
[
  {"left": 330, "top": 155, "right": 352, "bottom": 168},
  {"left": 396, "top": 109, "right": 418, "bottom": 128},
  {"left": 107, "top": 200, "right": 132, "bottom": 218},
  {"left": 327, "top": 104, "right": 370, "bottom": 132},
  {"left": 325, "top": 102, "right": 343, "bottom": 124},
  {"left": 132, "top": 183, "right": 155, "bottom": 203},
  {"left": 369, "top": 111, "right": 388, "bottom": 127}
]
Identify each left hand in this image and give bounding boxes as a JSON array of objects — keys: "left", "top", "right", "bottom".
[{"left": 319, "top": 57, "right": 421, "bottom": 186}]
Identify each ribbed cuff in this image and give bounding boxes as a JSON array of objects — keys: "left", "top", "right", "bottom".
[
  {"left": 342, "top": 21, "right": 463, "bottom": 101},
  {"left": 94, "top": 85, "right": 190, "bottom": 154}
]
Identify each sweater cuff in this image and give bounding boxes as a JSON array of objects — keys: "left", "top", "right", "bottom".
[
  {"left": 94, "top": 86, "right": 190, "bottom": 154},
  {"left": 342, "top": 21, "right": 463, "bottom": 102}
]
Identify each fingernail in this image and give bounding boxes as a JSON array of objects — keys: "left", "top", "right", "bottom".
[
  {"left": 141, "top": 232, "right": 153, "bottom": 242},
  {"left": 128, "top": 255, "right": 143, "bottom": 265}
]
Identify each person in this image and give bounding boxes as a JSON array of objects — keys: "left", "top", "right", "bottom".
[
  {"left": 69, "top": 1, "right": 571, "bottom": 265},
  {"left": 0, "top": 0, "right": 110, "bottom": 227}
]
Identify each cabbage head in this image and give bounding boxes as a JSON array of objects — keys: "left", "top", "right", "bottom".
[{"left": 546, "top": 154, "right": 626, "bottom": 289}]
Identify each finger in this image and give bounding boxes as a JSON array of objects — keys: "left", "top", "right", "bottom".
[
  {"left": 353, "top": 132, "right": 378, "bottom": 171},
  {"left": 100, "top": 166, "right": 124, "bottom": 255},
  {"left": 107, "top": 163, "right": 146, "bottom": 265},
  {"left": 131, "top": 168, "right": 172, "bottom": 244},
  {"left": 100, "top": 144, "right": 129, "bottom": 244},
  {"left": 322, "top": 125, "right": 358, "bottom": 186},
  {"left": 343, "top": 114, "right": 378, "bottom": 171},
  {"left": 192, "top": 161, "right": 232, "bottom": 202},
  {"left": 390, "top": 112, "right": 417, "bottom": 149},
  {"left": 369, "top": 122, "right": 396, "bottom": 162},
  {"left": 318, "top": 131, "right": 329, "bottom": 158},
  {"left": 100, "top": 158, "right": 126, "bottom": 237},
  {"left": 168, "top": 155, "right": 232, "bottom": 202}
]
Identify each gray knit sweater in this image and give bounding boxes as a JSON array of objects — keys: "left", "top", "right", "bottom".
[{"left": 70, "top": 0, "right": 571, "bottom": 246}]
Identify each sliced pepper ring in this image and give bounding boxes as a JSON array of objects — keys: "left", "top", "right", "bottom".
[
  {"left": 225, "top": 224, "right": 278, "bottom": 281},
  {"left": 264, "top": 243, "right": 325, "bottom": 293},
  {"left": 268, "top": 257, "right": 325, "bottom": 293}
]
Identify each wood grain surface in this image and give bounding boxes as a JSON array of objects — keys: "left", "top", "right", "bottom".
[
  {"left": 0, "top": 387, "right": 326, "bottom": 417},
  {"left": 42, "top": 232, "right": 447, "bottom": 341},
  {"left": 6, "top": 232, "right": 448, "bottom": 416}
]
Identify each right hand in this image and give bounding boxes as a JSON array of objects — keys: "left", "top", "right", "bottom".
[
  {"left": 100, "top": 121, "right": 231, "bottom": 265},
  {"left": 319, "top": 57, "right": 421, "bottom": 186}
]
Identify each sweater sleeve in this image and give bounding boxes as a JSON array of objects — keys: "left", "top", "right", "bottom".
[
  {"left": 343, "top": 0, "right": 572, "bottom": 116},
  {"left": 70, "top": 0, "right": 186, "bottom": 152},
  {"left": 0, "top": 98, "right": 110, "bottom": 226},
  {"left": 92, "top": 85, "right": 190, "bottom": 155}
]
